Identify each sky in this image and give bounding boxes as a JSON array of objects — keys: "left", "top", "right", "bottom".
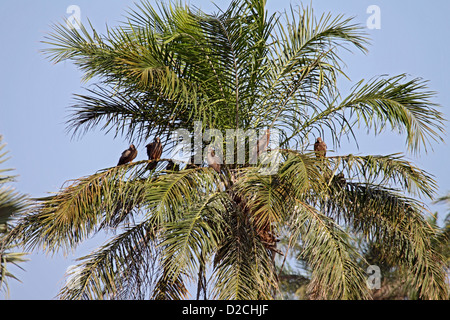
[{"left": 1, "top": 0, "right": 450, "bottom": 299}]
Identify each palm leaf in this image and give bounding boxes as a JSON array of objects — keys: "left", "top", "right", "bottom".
[
  {"left": 328, "top": 153, "right": 438, "bottom": 200},
  {"left": 0, "top": 136, "right": 29, "bottom": 295},
  {"left": 212, "top": 199, "right": 278, "bottom": 300},
  {"left": 58, "top": 221, "right": 157, "bottom": 300},
  {"left": 289, "top": 199, "right": 370, "bottom": 300},
  {"left": 326, "top": 182, "right": 448, "bottom": 299},
  {"left": 160, "top": 192, "right": 228, "bottom": 283},
  {"left": 306, "top": 75, "right": 445, "bottom": 153}
]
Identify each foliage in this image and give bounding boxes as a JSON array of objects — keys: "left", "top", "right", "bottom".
[
  {"left": 0, "top": 136, "right": 29, "bottom": 296},
  {"left": 6, "top": 0, "right": 448, "bottom": 299}
]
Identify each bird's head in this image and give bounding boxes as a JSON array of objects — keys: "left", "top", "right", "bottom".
[
  {"left": 130, "top": 144, "right": 136, "bottom": 150},
  {"left": 155, "top": 137, "right": 160, "bottom": 143},
  {"left": 316, "top": 137, "right": 323, "bottom": 143}
]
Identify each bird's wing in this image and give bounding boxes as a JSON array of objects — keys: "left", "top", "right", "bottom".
[
  {"left": 118, "top": 149, "right": 131, "bottom": 165},
  {"left": 146, "top": 143, "right": 155, "bottom": 158},
  {"left": 318, "top": 142, "right": 327, "bottom": 156},
  {"left": 130, "top": 149, "right": 138, "bottom": 161},
  {"left": 154, "top": 142, "right": 163, "bottom": 159},
  {"left": 122, "top": 149, "right": 131, "bottom": 158}
]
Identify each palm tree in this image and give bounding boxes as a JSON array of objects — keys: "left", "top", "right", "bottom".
[
  {"left": 0, "top": 136, "right": 28, "bottom": 296},
  {"left": 8, "top": 0, "right": 448, "bottom": 299}
]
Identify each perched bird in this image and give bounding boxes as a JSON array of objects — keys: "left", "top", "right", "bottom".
[
  {"left": 146, "top": 137, "right": 163, "bottom": 170},
  {"left": 117, "top": 144, "right": 138, "bottom": 166},
  {"left": 207, "top": 146, "right": 221, "bottom": 173},
  {"left": 314, "top": 137, "right": 327, "bottom": 158},
  {"left": 251, "top": 129, "right": 270, "bottom": 163},
  {"left": 333, "top": 172, "right": 346, "bottom": 187}
]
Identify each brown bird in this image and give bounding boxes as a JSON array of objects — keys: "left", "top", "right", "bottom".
[
  {"left": 146, "top": 137, "right": 163, "bottom": 170},
  {"left": 207, "top": 146, "right": 221, "bottom": 173},
  {"left": 117, "top": 144, "right": 138, "bottom": 166},
  {"left": 333, "top": 172, "right": 346, "bottom": 187},
  {"left": 314, "top": 137, "right": 327, "bottom": 158},
  {"left": 251, "top": 129, "right": 270, "bottom": 163}
]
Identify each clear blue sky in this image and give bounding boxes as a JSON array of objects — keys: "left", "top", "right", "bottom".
[{"left": 1, "top": 0, "right": 450, "bottom": 299}]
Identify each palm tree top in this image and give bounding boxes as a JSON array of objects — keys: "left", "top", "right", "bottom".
[
  {"left": 5, "top": 0, "right": 447, "bottom": 300},
  {"left": 42, "top": 0, "right": 444, "bottom": 155}
]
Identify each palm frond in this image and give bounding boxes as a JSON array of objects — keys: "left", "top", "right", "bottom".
[
  {"left": 328, "top": 153, "right": 438, "bottom": 200},
  {"left": 326, "top": 182, "right": 448, "bottom": 299},
  {"left": 212, "top": 199, "right": 278, "bottom": 299},
  {"left": 67, "top": 85, "right": 192, "bottom": 143},
  {"left": 0, "top": 136, "right": 29, "bottom": 296},
  {"left": 160, "top": 192, "right": 228, "bottom": 283},
  {"left": 290, "top": 200, "right": 370, "bottom": 300},
  {"left": 58, "top": 221, "right": 156, "bottom": 300},
  {"left": 233, "top": 168, "right": 288, "bottom": 232},
  {"left": 258, "top": 5, "right": 369, "bottom": 136},
  {"left": 308, "top": 75, "right": 445, "bottom": 153},
  {"left": 151, "top": 254, "right": 188, "bottom": 300},
  {"left": 10, "top": 161, "right": 150, "bottom": 253}
]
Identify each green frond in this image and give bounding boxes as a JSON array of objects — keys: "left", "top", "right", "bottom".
[
  {"left": 234, "top": 168, "right": 289, "bottom": 230},
  {"left": 212, "top": 201, "right": 278, "bottom": 300},
  {"left": 160, "top": 192, "right": 228, "bottom": 282},
  {"left": 10, "top": 161, "right": 151, "bottom": 253},
  {"left": 329, "top": 153, "right": 438, "bottom": 199},
  {"left": 151, "top": 254, "right": 188, "bottom": 300},
  {"left": 259, "top": 5, "right": 369, "bottom": 133},
  {"left": 326, "top": 183, "right": 448, "bottom": 299},
  {"left": 0, "top": 136, "right": 29, "bottom": 296},
  {"left": 67, "top": 85, "right": 193, "bottom": 142},
  {"left": 278, "top": 151, "right": 325, "bottom": 198},
  {"left": 143, "top": 167, "right": 223, "bottom": 225},
  {"left": 337, "top": 75, "right": 445, "bottom": 153}
]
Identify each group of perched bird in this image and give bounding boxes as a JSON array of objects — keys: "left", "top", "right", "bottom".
[
  {"left": 116, "top": 133, "right": 328, "bottom": 170},
  {"left": 115, "top": 135, "right": 328, "bottom": 258}
]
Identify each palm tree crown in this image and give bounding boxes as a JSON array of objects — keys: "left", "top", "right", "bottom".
[{"left": 6, "top": 0, "right": 448, "bottom": 299}]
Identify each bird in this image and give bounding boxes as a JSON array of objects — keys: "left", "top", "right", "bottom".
[
  {"left": 333, "top": 172, "right": 346, "bottom": 187},
  {"left": 185, "top": 154, "right": 198, "bottom": 170},
  {"left": 117, "top": 144, "right": 138, "bottom": 166},
  {"left": 251, "top": 129, "right": 270, "bottom": 163},
  {"left": 165, "top": 159, "right": 180, "bottom": 172},
  {"left": 146, "top": 137, "right": 163, "bottom": 170},
  {"left": 314, "top": 137, "right": 327, "bottom": 158},
  {"left": 207, "top": 146, "right": 221, "bottom": 173}
]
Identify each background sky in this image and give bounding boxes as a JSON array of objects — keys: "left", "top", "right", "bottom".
[{"left": 1, "top": 0, "right": 450, "bottom": 299}]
